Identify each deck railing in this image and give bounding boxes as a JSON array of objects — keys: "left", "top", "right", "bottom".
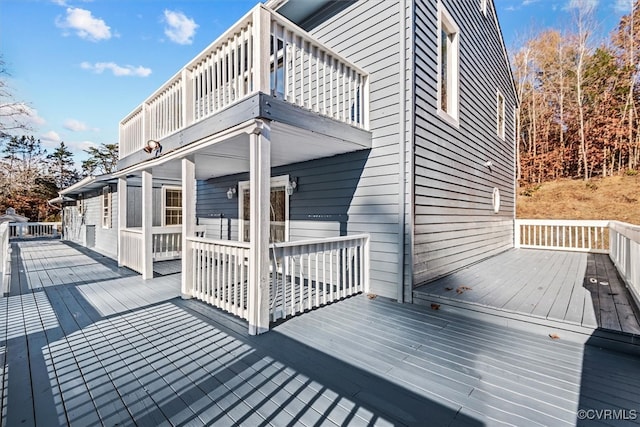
[
  {"left": 0, "top": 223, "right": 9, "bottom": 285},
  {"left": 9, "top": 222, "right": 61, "bottom": 239},
  {"left": 269, "top": 234, "right": 370, "bottom": 322},
  {"left": 514, "top": 219, "right": 609, "bottom": 253},
  {"left": 516, "top": 219, "right": 640, "bottom": 311},
  {"left": 120, "top": 226, "right": 186, "bottom": 272},
  {"left": 183, "top": 234, "right": 370, "bottom": 324},
  {"left": 186, "top": 237, "right": 251, "bottom": 321},
  {"left": 119, "top": 4, "right": 369, "bottom": 159},
  {"left": 609, "top": 221, "right": 640, "bottom": 308}
]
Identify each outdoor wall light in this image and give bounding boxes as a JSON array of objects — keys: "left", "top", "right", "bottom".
[
  {"left": 144, "top": 140, "right": 162, "bottom": 157},
  {"left": 286, "top": 178, "right": 298, "bottom": 196},
  {"left": 226, "top": 187, "right": 237, "bottom": 199}
]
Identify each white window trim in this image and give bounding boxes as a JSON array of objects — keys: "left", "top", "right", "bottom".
[
  {"left": 102, "top": 186, "right": 112, "bottom": 229},
  {"left": 238, "top": 175, "right": 290, "bottom": 243},
  {"left": 437, "top": 2, "right": 460, "bottom": 127},
  {"left": 161, "top": 186, "right": 182, "bottom": 226},
  {"left": 496, "top": 90, "right": 506, "bottom": 140}
]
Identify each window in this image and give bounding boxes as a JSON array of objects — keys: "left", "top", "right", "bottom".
[
  {"left": 438, "top": 5, "right": 460, "bottom": 124},
  {"left": 496, "top": 91, "right": 505, "bottom": 140},
  {"left": 77, "top": 194, "right": 84, "bottom": 215},
  {"left": 102, "top": 186, "right": 112, "bottom": 229},
  {"left": 238, "top": 176, "right": 290, "bottom": 243},
  {"left": 163, "top": 187, "right": 182, "bottom": 226}
]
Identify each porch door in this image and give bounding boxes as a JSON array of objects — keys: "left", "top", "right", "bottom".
[{"left": 240, "top": 177, "right": 288, "bottom": 243}]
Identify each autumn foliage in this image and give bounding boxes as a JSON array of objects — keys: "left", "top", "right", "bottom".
[{"left": 513, "top": 3, "right": 640, "bottom": 184}]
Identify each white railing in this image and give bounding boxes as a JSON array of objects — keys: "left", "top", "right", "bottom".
[
  {"left": 187, "top": 237, "right": 251, "bottom": 321},
  {"left": 9, "top": 222, "right": 61, "bottom": 239},
  {"left": 119, "top": 4, "right": 369, "bottom": 159},
  {"left": 269, "top": 234, "right": 370, "bottom": 322},
  {"left": 152, "top": 226, "right": 182, "bottom": 261},
  {"left": 609, "top": 221, "right": 640, "bottom": 307},
  {"left": 0, "top": 223, "right": 10, "bottom": 286},
  {"left": 514, "top": 219, "right": 609, "bottom": 253},
  {"left": 120, "top": 228, "right": 143, "bottom": 273}
]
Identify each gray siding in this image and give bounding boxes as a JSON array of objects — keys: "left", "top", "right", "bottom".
[
  {"left": 82, "top": 186, "right": 118, "bottom": 258},
  {"left": 412, "top": 0, "right": 517, "bottom": 285},
  {"left": 303, "top": 0, "right": 410, "bottom": 299}
]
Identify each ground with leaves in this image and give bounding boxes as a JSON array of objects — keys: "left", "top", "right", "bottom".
[{"left": 517, "top": 174, "right": 640, "bottom": 225}]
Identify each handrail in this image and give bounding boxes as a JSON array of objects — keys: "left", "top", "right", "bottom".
[
  {"left": 608, "top": 220, "right": 640, "bottom": 308},
  {"left": 119, "top": 4, "right": 369, "bottom": 160}
]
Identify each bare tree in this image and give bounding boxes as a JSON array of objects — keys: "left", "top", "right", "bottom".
[{"left": 0, "top": 56, "right": 33, "bottom": 141}]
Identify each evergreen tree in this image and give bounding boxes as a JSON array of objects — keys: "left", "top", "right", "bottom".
[
  {"left": 46, "top": 141, "right": 78, "bottom": 189},
  {"left": 82, "top": 143, "right": 118, "bottom": 176}
]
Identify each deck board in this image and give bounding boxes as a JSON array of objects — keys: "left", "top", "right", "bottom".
[
  {"left": 2, "top": 240, "right": 640, "bottom": 426},
  {"left": 414, "top": 249, "right": 640, "bottom": 337}
]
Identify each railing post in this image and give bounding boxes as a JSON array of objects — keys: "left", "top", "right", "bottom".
[
  {"left": 364, "top": 235, "right": 370, "bottom": 294},
  {"left": 248, "top": 120, "right": 271, "bottom": 335},
  {"left": 252, "top": 6, "right": 271, "bottom": 94},
  {"left": 181, "top": 157, "right": 195, "bottom": 300},
  {"left": 514, "top": 219, "right": 521, "bottom": 249},
  {"left": 117, "top": 177, "right": 127, "bottom": 267},
  {"left": 141, "top": 170, "right": 153, "bottom": 280},
  {"left": 182, "top": 68, "right": 194, "bottom": 127}
]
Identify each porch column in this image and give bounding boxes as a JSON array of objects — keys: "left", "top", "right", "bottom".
[
  {"left": 141, "top": 170, "right": 153, "bottom": 280},
  {"left": 248, "top": 120, "right": 271, "bottom": 335},
  {"left": 181, "top": 157, "right": 195, "bottom": 299},
  {"left": 117, "top": 176, "right": 127, "bottom": 267}
]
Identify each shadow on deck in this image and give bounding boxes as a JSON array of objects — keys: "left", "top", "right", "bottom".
[
  {"left": 2, "top": 241, "right": 640, "bottom": 426},
  {"left": 413, "top": 248, "right": 640, "bottom": 353}
]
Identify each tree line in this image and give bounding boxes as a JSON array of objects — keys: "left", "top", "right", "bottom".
[{"left": 513, "top": 2, "right": 640, "bottom": 184}]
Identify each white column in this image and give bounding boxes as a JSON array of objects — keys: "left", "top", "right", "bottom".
[
  {"left": 141, "top": 170, "right": 153, "bottom": 279},
  {"left": 117, "top": 177, "right": 127, "bottom": 266},
  {"left": 248, "top": 120, "right": 271, "bottom": 335},
  {"left": 252, "top": 6, "right": 271, "bottom": 94},
  {"left": 181, "top": 157, "right": 195, "bottom": 299}
]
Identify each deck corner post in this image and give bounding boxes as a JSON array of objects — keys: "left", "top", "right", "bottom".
[
  {"left": 117, "top": 176, "right": 127, "bottom": 267},
  {"left": 514, "top": 219, "right": 521, "bottom": 249},
  {"left": 248, "top": 120, "right": 271, "bottom": 335},
  {"left": 252, "top": 5, "right": 271, "bottom": 95},
  {"left": 141, "top": 169, "right": 153, "bottom": 280},
  {"left": 181, "top": 157, "right": 196, "bottom": 300},
  {"left": 364, "top": 235, "right": 371, "bottom": 294}
]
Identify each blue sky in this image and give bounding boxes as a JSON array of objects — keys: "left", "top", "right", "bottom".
[{"left": 0, "top": 0, "right": 634, "bottom": 169}]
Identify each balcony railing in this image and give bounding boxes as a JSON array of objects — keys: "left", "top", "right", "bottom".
[
  {"left": 9, "top": 222, "right": 61, "bottom": 239},
  {"left": 183, "top": 234, "right": 370, "bottom": 324},
  {"left": 119, "top": 4, "right": 369, "bottom": 159},
  {"left": 515, "top": 219, "right": 640, "bottom": 310}
]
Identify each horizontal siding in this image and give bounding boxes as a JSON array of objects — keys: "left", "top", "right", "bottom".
[
  {"left": 412, "top": 0, "right": 517, "bottom": 285},
  {"left": 291, "top": 0, "right": 408, "bottom": 299},
  {"left": 83, "top": 191, "right": 117, "bottom": 259}
]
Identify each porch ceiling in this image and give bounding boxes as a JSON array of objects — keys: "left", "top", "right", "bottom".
[{"left": 144, "top": 120, "right": 370, "bottom": 181}]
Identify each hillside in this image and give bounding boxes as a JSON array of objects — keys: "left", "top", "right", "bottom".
[{"left": 516, "top": 175, "right": 640, "bottom": 225}]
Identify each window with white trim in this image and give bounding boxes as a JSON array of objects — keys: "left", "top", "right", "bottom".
[
  {"left": 238, "top": 175, "right": 290, "bottom": 243},
  {"left": 77, "top": 194, "right": 84, "bottom": 215},
  {"left": 162, "top": 187, "right": 182, "bottom": 226},
  {"left": 438, "top": 4, "right": 460, "bottom": 124},
  {"left": 496, "top": 90, "right": 505, "bottom": 140},
  {"left": 102, "top": 186, "right": 112, "bottom": 229}
]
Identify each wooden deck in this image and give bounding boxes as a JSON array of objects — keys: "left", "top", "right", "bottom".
[
  {"left": 2, "top": 241, "right": 640, "bottom": 426},
  {"left": 414, "top": 249, "right": 640, "bottom": 343}
]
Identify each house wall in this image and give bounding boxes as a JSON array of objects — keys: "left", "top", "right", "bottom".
[
  {"left": 412, "top": 0, "right": 517, "bottom": 285},
  {"left": 298, "top": 0, "right": 411, "bottom": 299},
  {"left": 81, "top": 185, "right": 118, "bottom": 258}
]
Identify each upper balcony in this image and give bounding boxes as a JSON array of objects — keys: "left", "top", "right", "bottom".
[{"left": 118, "top": 4, "right": 369, "bottom": 164}]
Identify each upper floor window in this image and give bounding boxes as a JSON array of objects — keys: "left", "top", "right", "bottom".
[
  {"left": 102, "top": 186, "right": 112, "bottom": 229},
  {"left": 163, "top": 187, "right": 182, "bottom": 226},
  {"left": 496, "top": 91, "right": 505, "bottom": 140},
  {"left": 438, "top": 5, "right": 460, "bottom": 124}
]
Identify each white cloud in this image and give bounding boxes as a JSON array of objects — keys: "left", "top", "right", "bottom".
[
  {"left": 80, "top": 61, "right": 152, "bottom": 77},
  {"left": 163, "top": 10, "right": 198, "bottom": 45},
  {"left": 64, "top": 118, "right": 93, "bottom": 132},
  {"left": 40, "top": 130, "right": 62, "bottom": 148},
  {"left": 56, "top": 7, "right": 111, "bottom": 41},
  {"left": 565, "top": 0, "right": 598, "bottom": 13}
]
